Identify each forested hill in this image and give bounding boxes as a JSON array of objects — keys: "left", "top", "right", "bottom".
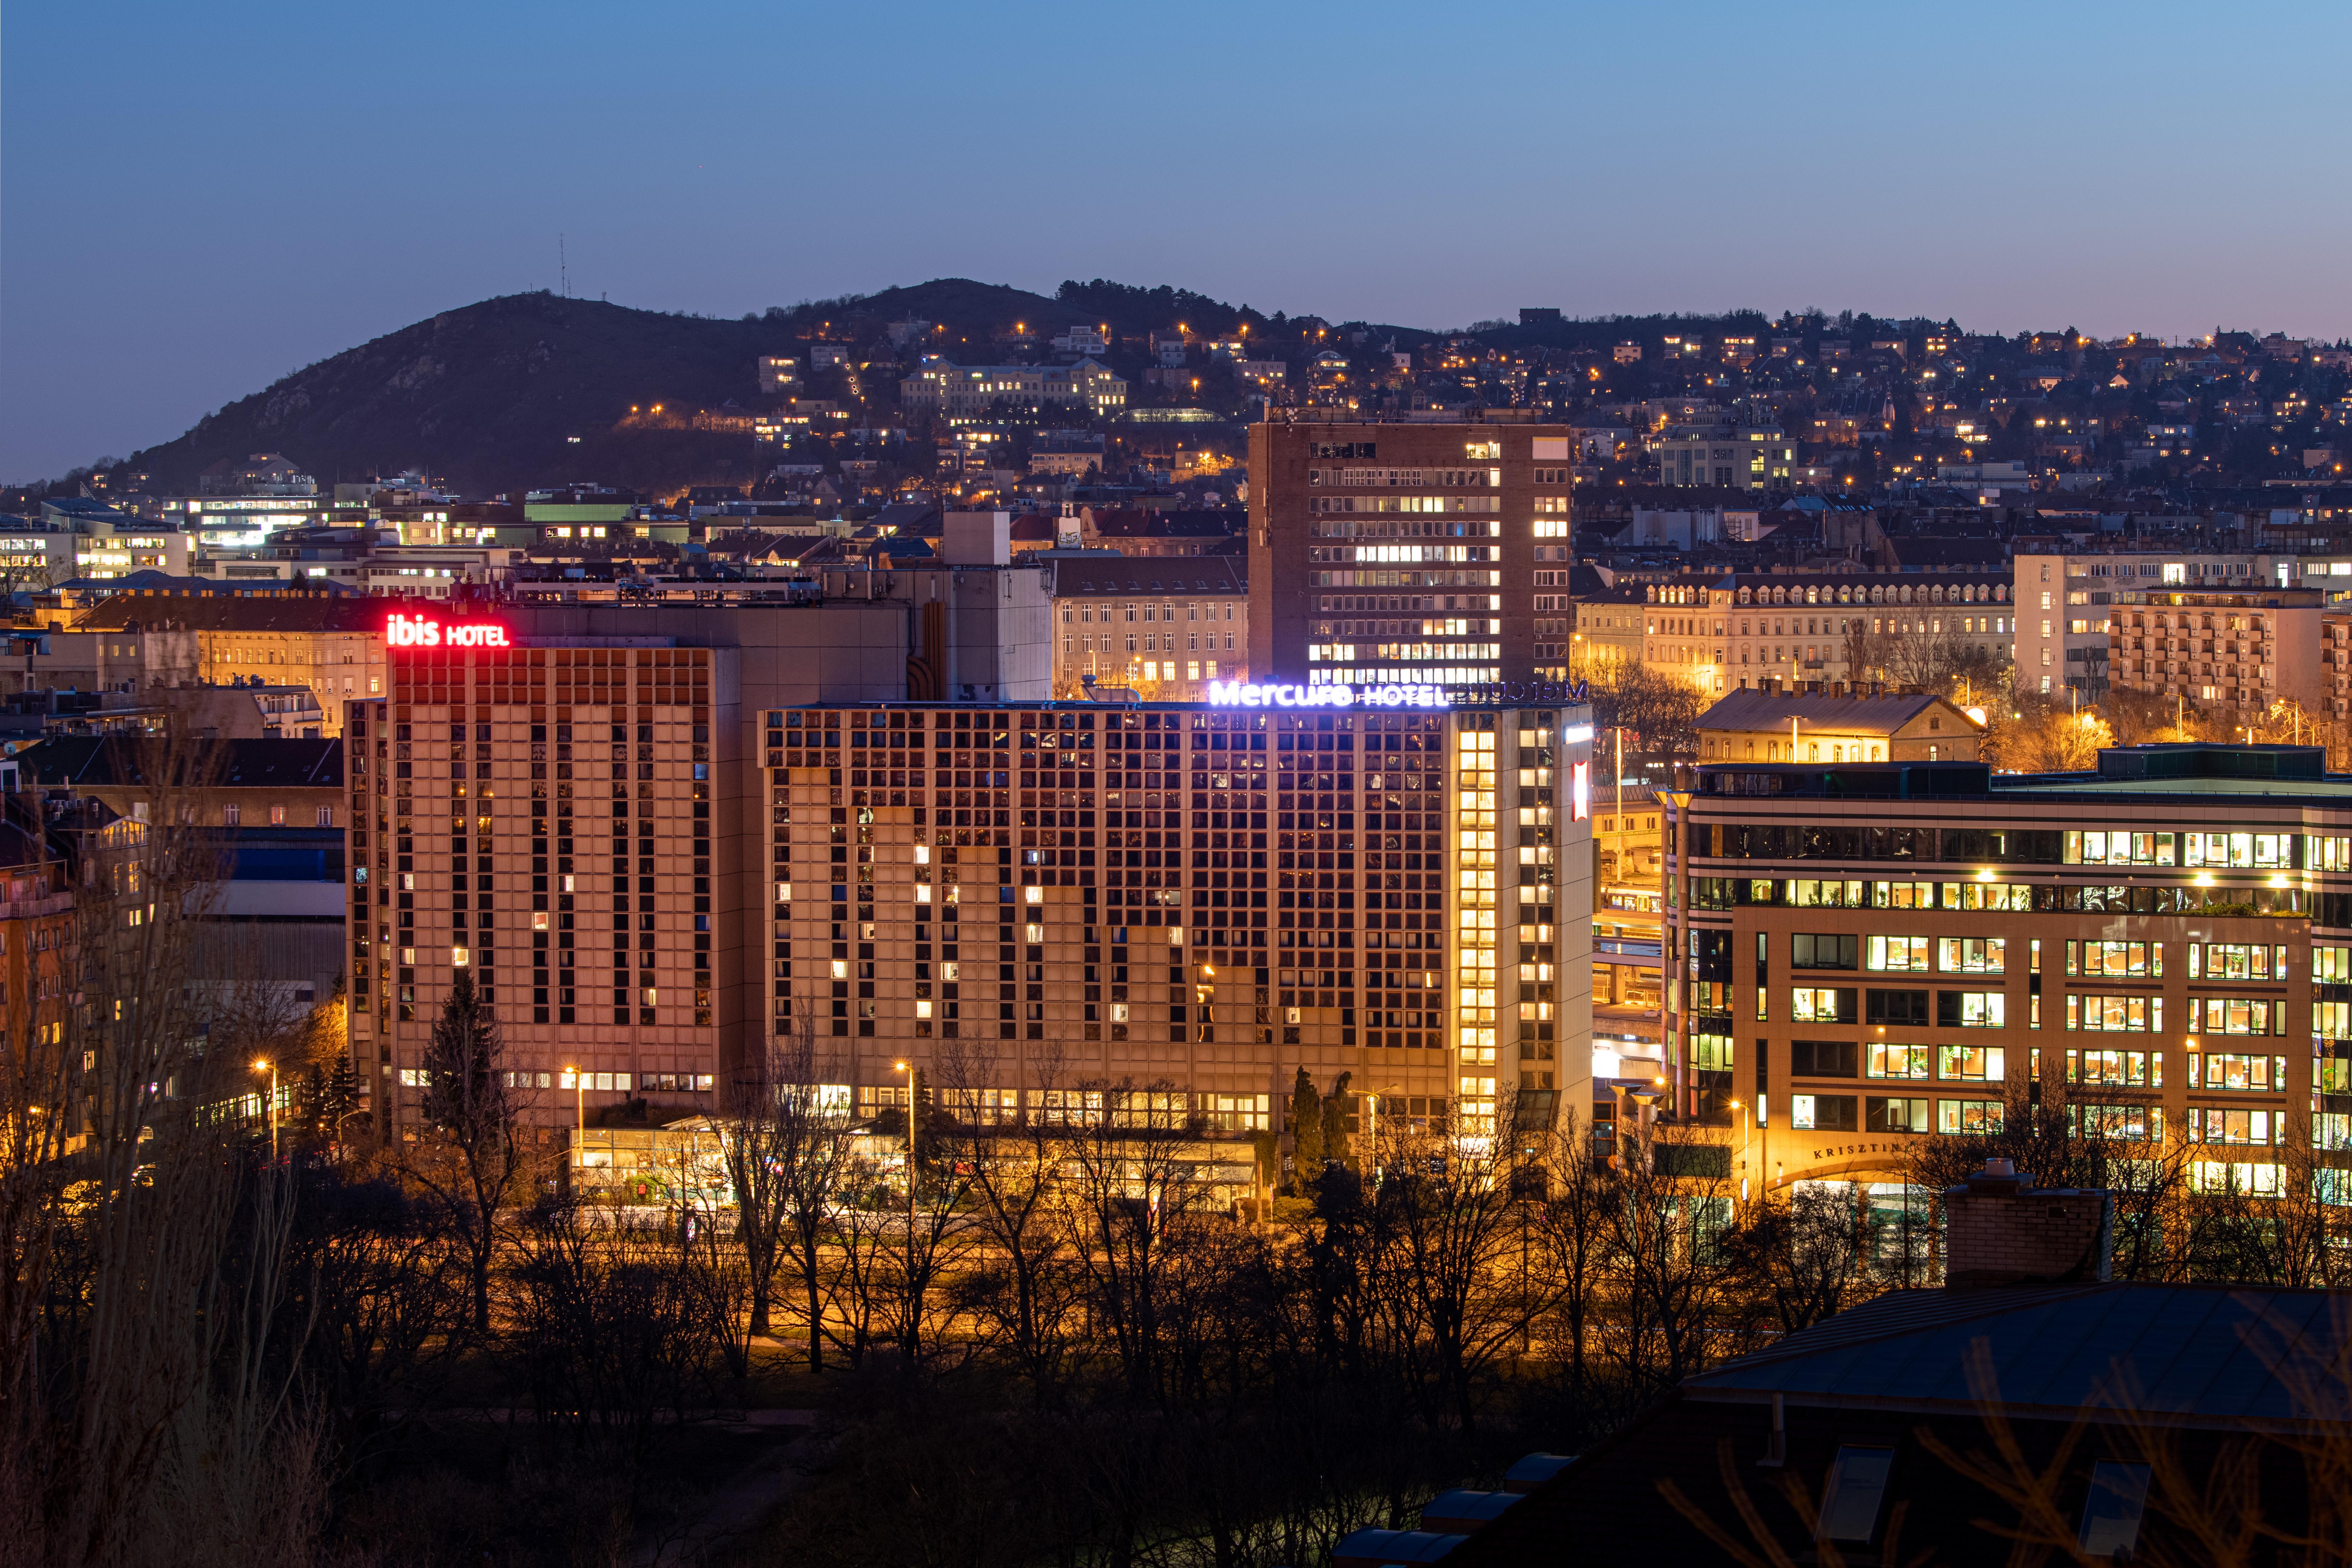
[{"left": 108, "top": 279, "right": 1775, "bottom": 498}]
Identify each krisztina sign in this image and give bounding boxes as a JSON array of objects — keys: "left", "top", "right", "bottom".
[
  {"left": 385, "top": 613, "right": 510, "bottom": 649},
  {"left": 1207, "top": 681, "right": 1449, "bottom": 710}
]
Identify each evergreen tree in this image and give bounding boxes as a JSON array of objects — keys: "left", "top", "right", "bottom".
[
  {"left": 1289, "top": 1067, "right": 1323, "bottom": 1183},
  {"left": 1322, "top": 1069, "right": 1354, "bottom": 1170}
]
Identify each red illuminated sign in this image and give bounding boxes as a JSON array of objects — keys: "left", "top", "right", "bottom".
[
  {"left": 385, "top": 613, "right": 510, "bottom": 649},
  {"left": 1571, "top": 761, "right": 1591, "bottom": 821}
]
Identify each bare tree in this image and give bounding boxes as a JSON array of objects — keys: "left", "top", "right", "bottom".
[
  {"left": 719, "top": 1004, "right": 857, "bottom": 1371},
  {"left": 408, "top": 968, "right": 534, "bottom": 1332},
  {"left": 1056, "top": 1078, "right": 1210, "bottom": 1405},
  {"left": 1360, "top": 1115, "right": 1553, "bottom": 1435},
  {"left": 938, "top": 1038, "right": 1082, "bottom": 1403},
  {"left": 1532, "top": 1111, "right": 1613, "bottom": 1410}
]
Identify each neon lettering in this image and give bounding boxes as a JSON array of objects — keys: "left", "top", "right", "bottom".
[
  {"left": 1206, "top": 680, "right": 1449, "bottom": 711},
  {"left": 386, "top": 614, "right": 510, "bottom": 649}
]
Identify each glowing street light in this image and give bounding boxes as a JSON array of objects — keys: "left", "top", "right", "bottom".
[{"left": 253, "top": 1058, "right": 278, "bottom": 1162}]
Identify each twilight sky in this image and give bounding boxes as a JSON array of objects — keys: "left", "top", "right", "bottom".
[{"left": 4, "top": 0, "right": 2348, "bottom": 480}]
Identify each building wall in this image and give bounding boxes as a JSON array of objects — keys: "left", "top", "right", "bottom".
[
  {"left": 1248, "top": 420, "right": 1574, "bottom": 692},
  {"left": 1665, "top": 765, "right": 2349, "bottom": 1191},
  {"left": 1716, "top": 573, "right": 2014, "bottom": 695},
  {"left": 764, "top": 700, "right": 1593, "bottom": 1143},
  {"left": 349, "top": 599, "right": 921, "bottom": 1131},
  {"left": 347, "top": 597, "right": 1596, "bottom": 1141},
  {"left": 1052, "top": 584, "right": 1249, "bottom": 700},
  {"left": 2107, "top": 590, "right": 2322, "bottom": 713}
]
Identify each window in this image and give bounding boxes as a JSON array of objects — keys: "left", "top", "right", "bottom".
[
  {"left": 1939, "top": 1043, "right": 2005, "bottom": 1081},
  {"left": 223, "top": 803, "right": 241, "bottom": 826},
  {"left": 1817, "top": 1446, "right": 1894, "bottom": 1544},
  {"left": 2188, "top": 1106, "right": 2275, "bottom": 1145},
  {"left": 2070, "top": 940, "right": 2163, "bottom": 979},
  {"left": 2181, "top": 832, "right": 2294, "bottom": 869},
  {"left": 1866, "top": 1042, "right": 1931, "bottom": 1080},
  {"left": 1938, "top": 991, "right": 2007, "bottom": 1028},
  {"left": 1938, "top": 937, "right": 2004, "bottom": 974},
  {"left": 2077, "top": 1461, "right": 2151, "bottom": 1558},
  {"left": 1866, "top": 1096, "right": 1930, "bottom": 1133},
  {"left": 1792, "top": 933, "right": 1858, "bottom": 970},
  {"left": 2188, "top": 1052, "right": 2286, "bottom": 1092},
  {"left": 1790, "top": 1093, "right": 1857, "bottom": 1132},
  {"left": 2191, "top": 997, "right": 2280, "bottom": 1036},
  {"left": 1789, "top": 1039, "right": 1856, "bottom": 1078},
  {"left": 2190, "top": 1160, "right": 2281, "bottom": 1194},
  {"left": 2064, "top": 830, "right": 2174, "bottom": 866},
  {"left": 2072, "top": 1103, "right": 2162, "bottom": 1142},
  {"left": 2186, "top": 943, "right": 2283, "bottom": 981},
  {"left": 1938, "top": 1099, "right": 2005, "bottom": 1135},
  {"left": 1865, "top": 988, "right": 1929, "bottom": 1027},
  {"left": 2069, "top": 1048, "right": 2160, "bottom": 1088},
  {"left": 1790, "top": 987, "right": 1857, "bottom": 1024},
  {"left": 2068, "top": 994, "right": 2160, "bottom": 1032},
  {"left": 1866, "top": 935, "right": 1929, "bottom": 972}
]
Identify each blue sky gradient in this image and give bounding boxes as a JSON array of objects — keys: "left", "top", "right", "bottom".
[{"left": 5, "top": 0, "right": 2347, "bottom": 477}]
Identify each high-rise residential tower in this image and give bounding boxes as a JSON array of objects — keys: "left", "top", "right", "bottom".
[{"left": 1247, "top": 415, "right": 1576, "bottom": 694}]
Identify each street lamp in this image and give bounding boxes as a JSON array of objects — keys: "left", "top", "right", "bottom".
[
  {"left": 893, "top": 1059, "right": 916, "bottom": 1240},
  {"left": 252, "top": 1058, "right": 277, "bottom": 1162},
  {"left": 1728, "top": 1097, "right": 1750, "bottom": 1203}
]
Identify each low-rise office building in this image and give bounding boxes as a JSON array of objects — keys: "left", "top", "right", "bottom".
[{"left": 1662, "top": 743, "right": 2352, "bottom": 1196}]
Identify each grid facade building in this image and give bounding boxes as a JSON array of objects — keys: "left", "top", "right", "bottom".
[
  {"left": 1663, "top": 746, "right": 2352, "bottom": 1195},
  {"left": 1248, "top": 418, "right": 1574, "bottom": 693},
  {"left": 765, "top": 700, "right": 1595, "bottom": 1138}
]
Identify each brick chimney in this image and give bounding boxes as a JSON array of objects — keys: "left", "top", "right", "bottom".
[{"left": 1942, "top": 1158, "right": 2114, "bottom": 1289}]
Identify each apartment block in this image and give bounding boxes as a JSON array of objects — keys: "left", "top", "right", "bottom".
[
  {"left": 1049, "top": 556, "right": 1248, "bottom": 699},
  {"left": 899, "top": 358, "right": 1128, "bottom": 422},
  {"left": 1651, "top": 427, "right": 1796, "bottom": 490},
  {"left": 2013, "top": 550, "right": 2297, "bottom": 700},
  {"left": 1662, "top": 744, "right": 2352, "bottom": 1195},
  {"left": 1247, "top": 416, "right": 1575, "bottom": 693},
  {"left": 765, "top": 698, "right": 1596, "bottom": 1142},
  {"left": 1716, "top": 571, "right": 2014, "bottom": 696},
  {"left": 2105, "top": 586, "right": 2324, "bottom": 712},
  {"left": 71, "top": 595, "right": 392, "bottom": 733}
]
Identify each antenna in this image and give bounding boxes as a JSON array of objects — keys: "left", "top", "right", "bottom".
[{"left": 560, "top": 233, "right": 568, "bottom": 299}]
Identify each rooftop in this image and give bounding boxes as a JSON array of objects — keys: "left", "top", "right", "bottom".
[
  {"left": 1684, "top": 1282, "right": 2352, "bottom": 1433},
  {"left": 1696, "top": 687, "right": 1972, "bottom": 736}
]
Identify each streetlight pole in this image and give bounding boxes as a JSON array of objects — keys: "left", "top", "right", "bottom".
[
  {"left": 253, "top": 1058, "right": 277, "bottom": 1162},
  {"left": 1730, "top": 1097, "right": 1750, "bottom": 1203},
  {"left": 894, "top": 1059, "right": 916, "bottom": 1245},
  {"left": 566, "top": 1065, "right": 583, "bottom": 1195}
]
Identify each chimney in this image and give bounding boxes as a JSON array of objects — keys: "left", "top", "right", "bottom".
[{"left": 1942, "top": 1158, "right": 2113, "bottom": 1289}]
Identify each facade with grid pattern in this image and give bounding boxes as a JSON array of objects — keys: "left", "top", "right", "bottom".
[{"left": 766, "top": 700, "right": 1594, "bottom": 1140}]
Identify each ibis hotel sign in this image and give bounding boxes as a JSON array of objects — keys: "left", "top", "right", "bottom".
[{"left": 385, "top": 613, "right": 511, "bottom": 649}]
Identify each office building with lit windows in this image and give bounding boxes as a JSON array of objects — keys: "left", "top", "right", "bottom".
[
  {"left": 347, "top": 591, "right": 1031, "bottom": 1135},
  {"left": 1661, "top": 743, "right": 2352, "bottom": 1200},
  {"left": 1247, "top": 416, "right": 1574, "bottom": 693},
  {"left": 346, "top": 590, "right": 1597, "bottom": 1150},
  {"left": 764, "top": 696, "right": 1595, "bottom": 1142}
]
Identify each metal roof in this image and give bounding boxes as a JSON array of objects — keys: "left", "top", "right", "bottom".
[{"left": 1683, "top": 1283, "right": 2352, "bottom": 1432}]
